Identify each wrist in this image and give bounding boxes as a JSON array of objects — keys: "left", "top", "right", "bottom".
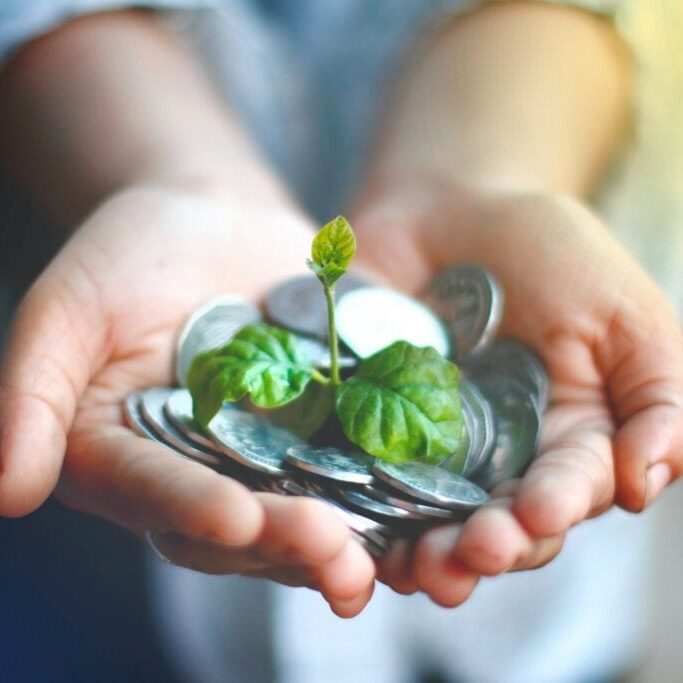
[{"left": 350, "top": 173, "right": 599, "bottom": 292}]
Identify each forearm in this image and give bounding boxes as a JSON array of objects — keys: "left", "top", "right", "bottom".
[
  {"left": 0, "top": 10, "right": 294, "bottom": 225},
  {"left": 361, "top": 0, "right": 631, "bottom": 202}
]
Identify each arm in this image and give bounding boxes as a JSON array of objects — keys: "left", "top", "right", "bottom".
[
  {"left": 0, "top": 10, "right": 374, "bottom": 617},
  {"left": 352, "top": 2, "right": 683, "bottom": 603},
  {"left": 0, "top": 9, "right": 287, "bottom": 223},
  {"left": 363, "top": 0, "right": 630, "bottom": 198}
]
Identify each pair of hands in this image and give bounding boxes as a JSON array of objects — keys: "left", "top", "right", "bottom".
[{"left": 1, "top": 178, "right": 681, "bottom": 617}]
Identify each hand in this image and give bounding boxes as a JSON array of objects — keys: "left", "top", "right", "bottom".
[
  {"left": 0, "top": 184, "right": 375, "bottom": 617},
  {"left": 352, "top": 181, "right": 683, "bottom": 606}
]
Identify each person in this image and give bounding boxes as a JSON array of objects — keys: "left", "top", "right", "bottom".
[{"left": 0, "top": 1, "right": 681, "bottom": 681}]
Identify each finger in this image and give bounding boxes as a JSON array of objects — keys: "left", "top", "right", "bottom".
[
  {"left": 246, "top": 566, "right": 318, "bottom": 589},
  {"left": 253, "top": 501, "right": 376, "bottom": 614},
  {"left": 146, "top": 532, "right": 366, "bottom": 596},
  {"left": 450, "top": 499, "right": 566, "bottom": 575},
  {"left": 0, "top": 262, "right": 106, "bottom": 516},
  {"left": 376, "top": 539, "right": 420, "bottom": 595},
  {"left": 509, "top": 533, "right": 565, "bottom": 571},
  {"left": 412, "top": 525, "right": 479, "bottom": 607},
  {"left": 614, "top": 405, "right": 683, "bottom": 511},
  {"left": 61, "top": 421, "right": 265, "bottom": 546},
  {"left": 512, "top": 408, "right": 614, "bottom": 537},
  {"left": 489, "top": 478, "right": 521, "bottom": 498},
  {"left": 149, "top": 507, "right": 376, "bottom": 616},
  {"left": 252, "top": 493, "right": 353, "bottom": 566},
  {"left": 324, "top": 581, "right": 376, "bottom": 619},
  {"left": 146, "top": 530, "right": 272, "bottom": 575},
  {"left": 315, "top": 540, "right": 376, "bottom": 617},
  {"left": 597, "top": 306, "right": 683, "bottom": 510}
]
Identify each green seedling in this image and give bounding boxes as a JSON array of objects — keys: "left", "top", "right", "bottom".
[{"left": 188, "top": 216, "right": 465, "bottom": 465}]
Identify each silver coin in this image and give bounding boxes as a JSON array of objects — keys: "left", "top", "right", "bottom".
[
  {"left": 123, "top": 392, "right": 158, "bottom": 440},
  {"left": 373, "top": 461, "right": 490, "bottom": 510},
  {"left": 352, "top": 532, "right": 389, "bottom": 557},
  {"left": 164, "top": 388, "right": 218, "bottom": 450},
  {"left": 265, "top": 274, "right": 368, "bottom": 341},
  {"left": 337, "top": 287, "right": 450, "bottom": 358},
  {"left": 207, "top": 406, "right": 304, "bottom": 476},
  {"left": 295, "top": 336, "right": 357, "bottom": 370},
  {"left": 285, "top": 445, "right": 375, "bottom": 484},
  {"left": 140, "top": 387, "right": 223, "bottom": 468},
  {"left": 467, "top": 338, "right": 549, "bottom": 412},
  {"left": 176, "top": 297, "right": 261, "bottom": 387},
  {"left": 470, "top": 374, "right": 541, "bottom": 491},
  {"left": 456, "top": 379, "right": 496, "bottom": 476},
  {"left": 233, "top": 470, "right": 283, "bottom": 493},
  {"left": 335, "top": 487, "right": 437, "bottom": 522},
  {"left": 259, "top": 476, "right": 297, "bottom": 495},
  {"left": 424, "top": 264, "right": 503, "bottom": 363},
  {"left": 362, "top": 485, "right": 456, "bottom": 519}
]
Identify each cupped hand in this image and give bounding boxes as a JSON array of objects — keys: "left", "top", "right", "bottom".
[
  {"left": 352, "top": 182, "right": 683, "bottom": 605},
  {"left": 0, "top": 184, "right": 375, "bottom": 617}
]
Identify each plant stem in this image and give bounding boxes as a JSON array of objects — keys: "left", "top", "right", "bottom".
[
  {"left": 311, "top": 369, "right": 331, "bottom": 385},
  {"left": 324, "top": 283, "right": 341, "bottom": 386}
]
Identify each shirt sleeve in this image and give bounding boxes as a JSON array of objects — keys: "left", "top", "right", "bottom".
[{"left": 0, "top": 0, "right": 215, "bottom": 66}]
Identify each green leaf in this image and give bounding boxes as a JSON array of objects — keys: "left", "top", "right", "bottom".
[
  {"left": 267, "top": 381, "right": 335, "bottom": 439},
  {"left": 188, "top": 323, "right": 315, "bottom": 427},
  {"left": 335, "top": 341, "right": 464, "bottom": 464},
  {"left": 308, "top": 215, "right": 356, "bottom": 287}
]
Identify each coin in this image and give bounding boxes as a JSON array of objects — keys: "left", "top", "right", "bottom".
[
  {"left": 373, "top": 461, "right": 490, "bottom": 510},
  {"left": 335, "top": 487, "right": 438, "bottom": 522},
  {"left": 337, "top": 287, "right": 450, "bottom": 358},
  {"left": 424, "top": 263, "right": 503, "bottom": 363},
  {"left": 362, "top": 485, "right": 456, "bottom": 519},
  {"left": 456, "top": 378, "right": 496, "bottom": 476},
  {"left": 265, "top": 274, "right": 368, "bottom": 340},
  {"left": 470, "top": 374, "right": 541, "bottom": 491},
  {"left": 164, "top": 388, "right": 218, "bottom": 450},
  {"left": 123, "top": 391, "right": 159, "bottom": 440},
  {"left": 139, "top": 387, "right": 224, "bottom": 468},
  {"left": 285, "top": 445, "right": 375, "bottom": 484},
  {"left": 466, "top": 338, "right": 549, "bottom": 412},
  {"left": 207, "top": 405, "right": 304, "bottom": 476},
  {"left": 175, "top": 297, "right": 261, "bottom": 387}
]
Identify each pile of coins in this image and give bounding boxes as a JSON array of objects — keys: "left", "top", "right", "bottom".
[{"left": 124, "top": 264, "right": 547, "bottom": 556}]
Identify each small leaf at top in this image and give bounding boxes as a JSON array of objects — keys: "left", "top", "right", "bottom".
[
  {"left": 309, "top": 216, "right": 356, "bottom": 287},
  {"left": 188, "top": 323, "right": 315, "bottom": 427},
  {"left": 335, "top": 341, "right": 464, "bottom": 464}
]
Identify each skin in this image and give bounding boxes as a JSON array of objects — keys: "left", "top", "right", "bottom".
[
  {"left": 1, "top": 2, "right": 681, "bottom": 616},
  {"left": 0, "top": 11, "right": 374, "bottom": 618},
  {"left": 351, "top": 1, "right": 683, "bottom": 603}
]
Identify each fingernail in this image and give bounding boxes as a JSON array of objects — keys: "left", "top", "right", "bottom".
[
  {"left": 645, "top": 462, "right": 672, "bottom": 507},
  {"left": 145, "top": 530, "right": 172, "bottom": 564}
]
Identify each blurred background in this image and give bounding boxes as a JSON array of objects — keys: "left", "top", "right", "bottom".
[{"left": 641, "top": 489, "right": 683, "bottom": 682}]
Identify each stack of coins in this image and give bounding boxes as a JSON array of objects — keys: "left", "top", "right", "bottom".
[{"left": 125, "top": 264, "right": 547, "bottom": 556}]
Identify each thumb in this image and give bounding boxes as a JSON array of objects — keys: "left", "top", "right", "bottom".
[
  {"left": 600, "top": 303, "right": 683, "bottom": 512},
  {"left": 0, "top": 258, "right": 108, "bottom": 516}
]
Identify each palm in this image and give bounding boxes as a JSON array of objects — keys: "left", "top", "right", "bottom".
[
  {"left": 352, "top": 189, "right": 683, "bottom": 602},
  {"left": 0, "top": 189, "right": 376, "bottom": 616}
]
